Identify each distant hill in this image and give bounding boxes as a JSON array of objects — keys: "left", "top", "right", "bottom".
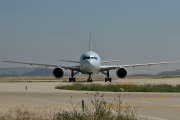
[
  {"left": 128, "top": 74, "right": 153, "bottom": 77},
  {"left": 0, "top": 67, "right": 69, "bottom": 76},
  {"left": 156, "top": 69, "right": 180, "bottom": 76},
  {"left": 1, "top": 67, "right": 180, "bottom": 77},
  {"left": 22, "top": 68, "right": 69, "bottom": 76},
  {"left": 0, "top": 67, "right": 34, "bottom": 76},
  {"left": 22, "top": 68, "right": 53, "bottom": 76}
]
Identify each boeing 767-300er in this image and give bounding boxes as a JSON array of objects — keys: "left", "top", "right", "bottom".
[{"left": 3, "top": 34, "right": 178, "bottom": 82}]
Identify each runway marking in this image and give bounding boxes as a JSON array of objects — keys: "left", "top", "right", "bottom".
[
  {"left": 1, "top": 93, "right": 180, "bottom": 111},
  {"left": 170, "top": 105, "right": 180, "bottom": 107},
  {"left": 137, "top": 115, "right": 166, "bottom": 120},
  {"left": 140, "top": 102, "right": 151, "bottom": 104},
  {"left": 126, "top": 94, "right": 180, "bottom": 105},
  {"left": 136, "top": 106, "right": 180, "bottom": 108}
]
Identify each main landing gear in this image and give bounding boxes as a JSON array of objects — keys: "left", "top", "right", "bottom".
[
  {"left": 102, "top": 70, "right": 112, "bottom": 82},
  {"left": 69, "top": 70, "right": 79, "bottom": 82},
  {"left": 87, "top": 74, "right": 93, "bottom": 82}
]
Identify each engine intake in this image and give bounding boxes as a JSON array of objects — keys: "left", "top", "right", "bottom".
[
  {"left": 53, "top": 68, "right": 64, "bottom": 78},
  {"left": 116, "top": 68, "right": 127, "bottom": 78}
]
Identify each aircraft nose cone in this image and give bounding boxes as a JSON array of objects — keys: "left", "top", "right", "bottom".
[
  {"left": 82, "top": 60, "right": 97, "bottom": 73},
  {"left": 86, "top": 60, "right": 93, "bottom": 64}
]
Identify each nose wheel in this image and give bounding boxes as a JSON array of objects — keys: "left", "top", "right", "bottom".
[
  {"left": 102, "top": 70, "right": 112, "bottom": 82},
  {"left": 69, "top": 70, "right": 79, "bottom": 82},
  {"left": 87, "top": 74, "right": 93, "bottom": 82}
]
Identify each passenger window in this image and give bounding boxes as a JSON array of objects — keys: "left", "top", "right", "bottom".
[
  {"left": 91, "top": 57, "right": 94, "bottom": 59},
  {"left": 94, "top": 57, "right": 97, "bottom": 60}
]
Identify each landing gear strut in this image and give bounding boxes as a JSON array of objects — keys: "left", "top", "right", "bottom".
[
  {"left": 87, "top": 74, "right": 93, "bottom": 82},
  {"left": 102, "top": 70, "right": 112, "bottom": 82},
  {"left": 69, "top": 70, "right": 79, "bottom": 82}
]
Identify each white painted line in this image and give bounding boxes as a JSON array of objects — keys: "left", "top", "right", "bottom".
[{"left": 137, "top": 115, "right": 166, "bottom": 120}]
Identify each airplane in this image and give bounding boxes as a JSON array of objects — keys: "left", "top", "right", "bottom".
[{"left": 3, "top": 33, "right": 179, "bottom": 82}]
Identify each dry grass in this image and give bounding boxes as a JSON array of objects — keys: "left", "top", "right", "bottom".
[
  {"left": 0, "top": 76, "right": 117, "bottom": 82},
  {"left": 0, "top": 76, "right": 56, "bottom": 82},
  {"left": 116, "top": 83, "right": 137, "bottom": 87},
  {"left": 0, "top": 75, "right": 180, "bottom": 82},
  {"left": 0, "top": 93, "right": 139, "bottom": 120}
]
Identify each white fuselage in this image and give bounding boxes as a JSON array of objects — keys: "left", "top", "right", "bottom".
[{"left": 79, "top": 51, "right": 101, "bottom": 74}]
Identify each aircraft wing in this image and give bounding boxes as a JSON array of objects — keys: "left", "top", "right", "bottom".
[
  {"left": 101, "top": 60, "right": 119, "bottom": 64},
  {"left": 100, "top": 61, "right": 179, "bottom": 71},
  {"left": 2, "top": 61, "right": 80, "bottom": 71},
  {"left": 59, "top": 60, "right": 79, "bottom": 63}
]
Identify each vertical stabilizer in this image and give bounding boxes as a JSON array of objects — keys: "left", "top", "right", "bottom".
[{"left": 89, "top": 30, "right": 92, "bottom": 51}]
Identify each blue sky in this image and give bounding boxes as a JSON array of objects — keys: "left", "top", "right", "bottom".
[{"left": 0, "top": 0, "right": 180, "bottom": 75}]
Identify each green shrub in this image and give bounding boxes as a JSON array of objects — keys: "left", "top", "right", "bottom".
[{"left": 56, "top": 83, "right": 180, "bottom": 92}]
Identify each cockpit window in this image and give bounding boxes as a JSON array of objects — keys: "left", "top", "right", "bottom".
[{"left": 83, "top": 56, "right": 98, "bottom": 60}]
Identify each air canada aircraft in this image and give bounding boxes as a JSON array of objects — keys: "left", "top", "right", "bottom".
[{"left": 3, "top": 34, "right": 178, "bottom": 82}]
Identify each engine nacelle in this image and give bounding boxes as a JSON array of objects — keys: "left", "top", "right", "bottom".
[
  {"left": 116, "top": 68, "right": 127, "bottom": 78},
  {"left": 53, "top": 68, "right": 64, "bottom": 78}
]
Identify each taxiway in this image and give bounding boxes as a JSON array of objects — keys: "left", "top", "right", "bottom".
[{"left": 0, "top": 78, "right": 180, "bottom": 120}]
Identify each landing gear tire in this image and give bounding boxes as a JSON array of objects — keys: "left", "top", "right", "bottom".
[
  {"left": 69, "top": 70, "right": 78, "bottom": 82},
  {"left": 109, "top": 78, "right": 112, "bottom": 82},
  {"left": 105, "top": 78, "right": 112, "bottom": 82},
  {"left": 69, "top": 77, "right": 76, "bottom": 82},
  {"left": 87, "top": 79, "right": 93, "bottom": 82},
  {"left": 102, "top": 70, "right": 112, "bottom": 82},
  {"left": 87, "top": 74, "right": 93, "bottom": 83},
  {"left": 73, "top": 78, "right": 76, "bottom": 82},
  {"left": 69, "top": 78, "right": 72, "bottom": 82}
]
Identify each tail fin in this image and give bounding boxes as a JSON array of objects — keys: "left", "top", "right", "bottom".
[{"left": 89, "top": 30, "right": 92, "bottom": 51}]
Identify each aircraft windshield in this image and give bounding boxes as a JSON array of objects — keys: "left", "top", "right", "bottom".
[{"left": 83, "top": 56, "right": 97, "bottom": 60}]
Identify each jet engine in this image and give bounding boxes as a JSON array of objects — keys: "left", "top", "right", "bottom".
[
  {"left": 116, "top": 68, "right": 127, "bottom": 78},
  {"left": 53, "top": 68, "right": 64, "bottom": 78}
]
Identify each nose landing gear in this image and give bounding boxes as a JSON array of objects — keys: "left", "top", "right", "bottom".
[
  {"left": 87, "top": 74, "right": 93, "bottom": 82},
  {"left": 102, "top": 70, "right": 112, "bottom": 82}
]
